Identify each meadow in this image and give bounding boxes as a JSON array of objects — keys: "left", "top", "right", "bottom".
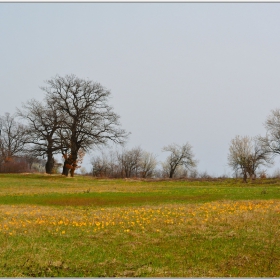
[{"left": 0, "top": 174, "right": 280, "bottom": 277}]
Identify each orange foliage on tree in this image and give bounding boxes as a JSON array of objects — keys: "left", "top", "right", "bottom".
[
  {"left": 62, "top": 149, "right": 85, "bottom": 177},
  {"left": 4, "top": 157, "right": 13, "bottom": 163}
]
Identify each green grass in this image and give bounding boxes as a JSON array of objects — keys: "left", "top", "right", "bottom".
[{"left": 0, "top": 173, "right": 280, "bottom": 277}]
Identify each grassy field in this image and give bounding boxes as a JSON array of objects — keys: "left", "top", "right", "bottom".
[{"left": 0, "top": 174, "right": 280, "bottom": 277}]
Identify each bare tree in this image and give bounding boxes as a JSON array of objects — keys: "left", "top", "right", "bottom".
[
  {"left": 117, "top": 147, "right": 142, "bottom": 178},
  {"left": 0, "top": 113, "right": 29, "bottom": 164},
  {"left": 139, "top": 151, "right": 157, "bottom": 178},
  {"left": 228, "top": 135, "right": 272, "bottom": 182},
  {"left": 41, "top": 74, "right": 128, "bottom": 177},
  {"left": 259, "top": 108, "right": 280, "bottom": 158},
  {"left": 91, "top": 152, "right": 110, "bottom": 177},
  {"left": 162, "top": 143, "right": 197, "bottom": 178},
  {"left": 17, "top": 99, "right": 65, "bottom": 174}
]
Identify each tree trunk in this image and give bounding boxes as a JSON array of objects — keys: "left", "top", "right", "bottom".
[
  {"left": 70, "top": 165, "right": 76, "bottom": 177},
  {"left": 62, "top": 160, "right": 70, "bottom": 176},
  {"left": 45, "top": 154, "right": 54, "bottom": 174},
  {"left": 142, "top": 171, "right": 147, "bottom": 178},
  {"left": 69, "top": 150, "right": 78, "bottom": 177},
  {"left": 169, "top": 169, "right": 175, "bottom": 178},
  {"left": 243, "top": 172, "right": 247, "bottom": 183}
]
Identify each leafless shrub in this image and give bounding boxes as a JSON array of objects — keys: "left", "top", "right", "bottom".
[
  {"left": 0, "top": 157, "right": 29, "bottom": 173},
  {"left": 258, "top": 170, "right": 267, "bottom": 179},
  {"left": 198, "top": 171, "right": 212, "bottom": 179}
]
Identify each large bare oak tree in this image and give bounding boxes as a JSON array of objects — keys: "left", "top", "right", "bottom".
[{"left": 42, "top": 74, "right": 128, "bottom": 177}]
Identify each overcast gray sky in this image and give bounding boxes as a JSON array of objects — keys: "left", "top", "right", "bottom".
[{"left": 1, "top": 3, "right": 280, "bottom": 176}]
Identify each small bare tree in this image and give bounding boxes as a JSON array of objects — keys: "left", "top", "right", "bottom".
[
  {"left": 139, "top": 151, "right": 157, "bottom": 178},
  {"left": 91, "top": 151, "right": 110, "bottom": 177},
  {"left": 0, "top": 113, "right": 29, "bottom": 164},
  {"left": 228, "top": 135, "right": 272, "bottom": 182},
  {"left": 117, "top": 147, "right": 142, "bottom": 178},
  {"left": 162, "top": 143, "right": 197, "bottom": 178}
]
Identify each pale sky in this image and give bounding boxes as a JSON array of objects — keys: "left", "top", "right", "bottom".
[{"left": 1, "top": 3, "right": 280, "bottom": 176}]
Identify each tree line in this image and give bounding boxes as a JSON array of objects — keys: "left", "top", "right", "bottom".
[
  {"left": 1, "top": 74, "right": 280, "bottom": 180},
  {"left": 90, "top": 143, "right": 197, "bottom": 179}
]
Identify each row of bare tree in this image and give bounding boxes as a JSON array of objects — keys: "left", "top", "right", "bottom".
[
  {"left": 2, "top": 74, "right": 280, "bottom": 180},
  {"left": 90, "top": 143, "right": 197, "bottom": 179},
  {"left": 0, "top": 110, "right": 198, "bottom": 177},
  {"left": 0, "top": 109, "right": 198, "bottom": 178},
  {"left": 0, "top": 74, "right": 197, "bottom": 178},
  {"left": 90, "top": 108, "right": 280, "bottom": 181}
]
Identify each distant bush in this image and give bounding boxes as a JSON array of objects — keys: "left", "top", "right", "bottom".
[
  {"left": 0, "top": 156, "right": 46, "bottom": 173},
  {"left": 0, "top": 159, "right": 29, "bottom": 173}
]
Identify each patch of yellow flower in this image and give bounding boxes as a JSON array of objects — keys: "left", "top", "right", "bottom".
[{"left": 0, "top": 200, "right": 279, "bottom": 237}]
